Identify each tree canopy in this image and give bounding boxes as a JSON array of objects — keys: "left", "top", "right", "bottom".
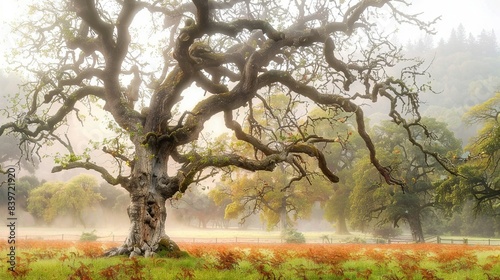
[
  {"left": 437, "top": 93, "right": 500, "bottom": 214},
  {"left": 0, "top": 0, "right": 453, "bottom": 256},
  {"left": 27, "top": 174, "right": 103, "bottom": 226},
  {"left": 349, "top": 118, "right": 461, "bottom": 242}
]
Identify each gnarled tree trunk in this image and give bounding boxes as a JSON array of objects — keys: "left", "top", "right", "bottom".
[
  {"left": 105, "top": 145, "right": 181, "bottom": 258},
  {"left": 123, "top": 191, "right": 167, "bottom": 257},
  {"left": 105, "top": 183, "right": 179, "bottom": 257}
]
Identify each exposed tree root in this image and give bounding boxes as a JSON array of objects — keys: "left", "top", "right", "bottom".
[{"left": 103, "top": 236, "right": 184, "bottom": 258}]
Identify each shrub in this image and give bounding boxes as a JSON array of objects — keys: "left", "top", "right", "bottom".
[
  {"left": 282, "top": 229, "right": 306, "bottom": 244},
  {"left": 341, "top": 237, "right": 366, "bottom": 244},
  {"left": 372, "top": 225, "right": 402, "bottom": 240},
  {"left": 80, "top": 230, "right": 99, "bottom": 242}
]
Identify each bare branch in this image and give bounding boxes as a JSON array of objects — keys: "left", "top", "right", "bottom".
[
  {"left": 1, "top": 86, "right": 105, "bottom": 138},
  {"left": 52, "top": 161, "right": 129, "bottom": 187}
]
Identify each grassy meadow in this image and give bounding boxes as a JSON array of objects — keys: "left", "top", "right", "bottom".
[{"left": 1, "top": 239, "right": 500, "bottom": 279}]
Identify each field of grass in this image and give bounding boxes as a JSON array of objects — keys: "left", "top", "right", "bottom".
[{"left": 1, "top": 240, "right": 500, "bottom": 279}]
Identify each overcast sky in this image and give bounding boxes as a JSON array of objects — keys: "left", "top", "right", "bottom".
[{"left": 413, "top": 0, "right": 500, "bottom": 38}]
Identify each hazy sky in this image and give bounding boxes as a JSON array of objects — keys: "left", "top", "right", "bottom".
[
  {"left": 0, "top": 2, "right": 26, "bottom": 69},
  {"left": 413, "top": 0, "right": 500, "bottom": 38}
]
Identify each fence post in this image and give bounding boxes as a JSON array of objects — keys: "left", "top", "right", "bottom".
[
  {"left": 463, "top": 238, "right": 468, "bottom": 245},
  {"left": 489, "top": 239, "right": 491, "bottom": 246},
  {"left": 437, "top": 236, "right": 441, "bottom": 244}
]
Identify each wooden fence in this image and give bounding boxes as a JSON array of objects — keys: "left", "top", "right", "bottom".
[
  {"left": 425, "top": 236, "right": 500, "bottom": 246},
  {"left": 11, "top": 234, "right": 500, "bottom": 246}
]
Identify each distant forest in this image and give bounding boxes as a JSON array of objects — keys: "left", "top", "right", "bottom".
[{"left": 406, "top": 24, "right": 500, "bottom": 142}]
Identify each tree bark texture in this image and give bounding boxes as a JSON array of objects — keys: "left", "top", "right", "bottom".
[
  {"left": 105, "top": 144, "right": 181, "bottom": 257},
  {"left": 105, "top": 180, "right": 181, "bottom": 257}
]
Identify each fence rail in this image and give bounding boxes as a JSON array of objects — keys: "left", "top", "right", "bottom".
[
  {"left": 433, "top": 236, "right": 500, "bottom": 246},
  {"left": 10, "top": 234, "right": 500, "bottom": 246},
  {"left": 14, "top": 234, "right": 127, "bottom": 242}
]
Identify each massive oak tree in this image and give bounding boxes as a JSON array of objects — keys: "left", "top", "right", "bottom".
[{"left": 0, "top": 0, "right": 453, "bottom": 256}]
